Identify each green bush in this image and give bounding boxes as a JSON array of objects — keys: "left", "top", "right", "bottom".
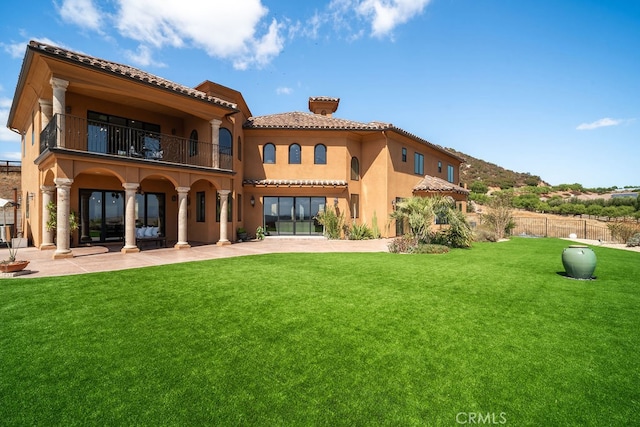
[
  {"left": 348, "top": 223, "right": 374, "bottom": 240},
  {"left": 627, "top": 233, "right": 640, "bottom": 247},
  {"left": 315, "top": 206, "right": 345, "bottom": 239},
  {"left": 413, "top": 244, "right": 450, "bottom": 254}
]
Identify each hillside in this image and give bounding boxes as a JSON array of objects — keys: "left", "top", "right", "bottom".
[{"left": 447, "top": 148, "right": 546, "bottom": 189}]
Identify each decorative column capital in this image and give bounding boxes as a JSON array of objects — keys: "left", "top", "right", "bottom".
[
  {"left": 122, "top": 182, "right": 140, "bottom": 191},
  {"left": 39, "top": 99, "right": 53, "bottom": 110},
  {"left": 209, "top": 118, "right": 222, "bottom": 128},
  {"left": 50, "top": 77, "right": 69, "bottom": 90},
  {"left": 53, "top": 177, "right": 73, "bottom": 188},
  {"left": 176, "top": 186, "right": 190, "bottom": 194},
  {"left": 40, "top": 185, "right": 55, "bottom": 193},
  {"left": 217, "top": 189, "right": 231, "bottom": 196}
]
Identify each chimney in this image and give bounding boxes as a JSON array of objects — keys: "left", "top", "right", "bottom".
[{"left": 308, "top": 97, "right": 340, "bottom": 117}]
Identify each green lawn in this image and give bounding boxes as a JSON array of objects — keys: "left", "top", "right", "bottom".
[{"left": 1, "top": 238, "right": 638, "bottom": 426}]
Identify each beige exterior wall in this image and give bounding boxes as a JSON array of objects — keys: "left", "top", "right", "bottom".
[{"left": 8, "top": 43, "right": 467, "bottom": 251}]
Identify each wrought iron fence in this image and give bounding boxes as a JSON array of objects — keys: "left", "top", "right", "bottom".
[
  {"left": 40, "top": 114, "right": 233, "bottom": 170},
  {"left": 512, "top": 217, "right": 623, "bottom": 243}
]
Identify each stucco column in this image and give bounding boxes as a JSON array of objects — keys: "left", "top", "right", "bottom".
[
  {"left": 210, "top": 119, "right": 221, "bottom": 168},
  {"left": 217, "top": 189, "right": 231, "bottom": 246},
  {"left": 53, "top": 178, "right": 73, "bottom": 259},
  {"left": 121, "top": 183, "right": 141, "bottom": 253},
  {"left": 174, "top": 187, "right": 191, "bottom": 249},
  {"left": 50, "top": 77, "right": 69, "bottom": 147},
  {"left": 39, "top": 99, "right": 53, "bottom": 132},
  {"left": 79, "top": 191, "right": 91, "bottom": 243},
  {"left": 40, "top": 185, "right": 55, "bottom": 250}
]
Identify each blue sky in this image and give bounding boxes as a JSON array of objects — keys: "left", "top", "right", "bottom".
[{"left": 1, "top": 0, "right": 638, "bottom": 188}]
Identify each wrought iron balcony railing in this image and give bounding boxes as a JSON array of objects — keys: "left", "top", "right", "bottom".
[{"left": 40, "top": 114, "right": 233, "bottom": 170}]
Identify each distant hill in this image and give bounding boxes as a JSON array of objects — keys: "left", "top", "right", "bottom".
[{"left": 447, "top": 148, "right": 546, "bottom": 189}]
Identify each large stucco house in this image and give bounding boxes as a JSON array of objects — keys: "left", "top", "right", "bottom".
[{"left": 6, "top": 41, "right": 468, "bottom": 258}]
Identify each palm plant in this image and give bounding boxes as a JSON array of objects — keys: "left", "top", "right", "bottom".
[
  {"left": 389, "top": 195, "right": 473, "bottom": 248},
  {"left": 390, "top": 195, "right": 451, "bottom": 241}
]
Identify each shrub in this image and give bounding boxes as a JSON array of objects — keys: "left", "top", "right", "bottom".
[
  {"left": 474, "top": 228, "right": 499, "bottom": 242},
  {"left": 348, "top": 223, "right": 374, "bottom": 240},
  {"left": 371, "top": 211, "right": 381, "bottom": 239},
  {"left": 315, "top": 206, "right": 345, "bottom": 239},
  {"left": 627, "top": 233, "right": 640, "bottom": 247},
  {"left": 413, "top": 244, "right": 450, "bottom": 254},
  {"left": 607, "top": 222, "right": 640, "bottom": 243},
  {"left": 387, "top": 235, "right": 419, "bottom": 253}
]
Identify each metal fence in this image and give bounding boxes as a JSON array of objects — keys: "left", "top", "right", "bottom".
[
  {"left": 41, "top": 114, "right": 233, "bottom": 170},
  {"left": 0, "top": 160, "right": 21, "bottom": 174},
  {"left": 512, "top": 217, "right": 623, "bottom": 243}
]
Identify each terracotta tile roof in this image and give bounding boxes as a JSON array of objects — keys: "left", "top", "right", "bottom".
[
  {"left": 28, "top": 40, "right": 237, "bottom": 110},
  {"left": 309, "top": 96, "right": 339, "bottom": 103},
  {"left": 244, "top": 112, "right": 465, "bottom": 162},
  {"left": 243, "top": 178, "right": 348, "bottom": 187},
  {"left": 413, "top": 175, "right": 470, "bottom": 195},
  {"left": 244, "top": 111, "right": 388, "bottom": 130}
]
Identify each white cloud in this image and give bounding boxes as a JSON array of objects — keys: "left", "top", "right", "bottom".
[
  {"left": 123, "top": 44, "right": 166, "bottom": 68},
  {"left": 576, "top": 117, "right": 623, "bottom": 130},
  {"left": 57, "top": 0, "right": 104, "bottom": 31},
  {"left": 112, "top": 0, "right": 282, "bottom": 70},
  {"left": 276, "top": 87, "right": 293, "bottom": 95},
  {"left": 356, "top": 0, "right": 432, "bottom": 38},
  {"left": 1, "top": 41, "right": 27, "bottom": 59},
  {"left": 0, "top": 97, "right": 22, "bottom": 144}
]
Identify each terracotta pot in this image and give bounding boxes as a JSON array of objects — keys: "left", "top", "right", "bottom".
[{"left": 0, "top": 260, "right": 30, "bottom": 273}]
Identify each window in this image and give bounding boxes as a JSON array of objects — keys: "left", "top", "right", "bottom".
[
  {"left": 237, "top": 194, "right": 242, "bottom": 222},
  {"left": 289, "top": 143, "right": 301, "bottom": 164},
  {"left": 314, "top": 144, "right": 327, "bottom": 164},
  {"left": 219, "top": 128, "right": 232, "bottom": 168},
  {"left": 351, "top": 194, "right": 359, "bottom": 219},
  {"left": 237, "top": 136, "right": 242, "bottom": 161},
  {"left": 87, "top": 111, "right": 160, "bottom": 155},
  {"left": 401, "top": 147, "right": 407, "bottom": 162},
  {"left": 31, "top": 111, "right": 35, "bottom": 146},
  {"left": 414, "top": 153, "right": 424, "bottom": 175},
  {"left": 196, "top": 191, "right": 205, "bottom": 222},
  {"left": 438, "top": 161, "right": 442, "bottom": 173},
  {"left": 447, "top": 165, "right": 455, "bottom": 183},
  {"left": 263, "top": 143, "right": 275, "bottom": 163},
  {"left": 350, "top": 157, "right": 359, "bottom": 180},
  {"left": 189, "top": 130, "right": 198, "bottom": 157},
  {"left": 216, "top": 192, "right": 232, "bottom": 222}
]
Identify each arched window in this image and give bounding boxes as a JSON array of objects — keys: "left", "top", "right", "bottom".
[
  {"left": 189, "top": 129, "right": 198, "bottom": 157},
  {"left": 314, "top": 144, "right": 326, "bottom": 164},
  {"left": 219, "top": 128, "right": 232, "bottom": 156},
  {"left": 350, "top": 157, "right": 359, "bottom": 180},
  {"left": 263, "top": 143, "right": 275, "bottom": 164},
  {"left": 289, "top": 143, "right": 301, "bottom": 164}
]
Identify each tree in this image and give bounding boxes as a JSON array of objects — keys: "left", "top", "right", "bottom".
[{"left": 481, "top": 191, "right": 515, "bottom": 240}]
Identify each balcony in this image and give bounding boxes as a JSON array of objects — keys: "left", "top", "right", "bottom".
[{"left": 40, "top": 114, "right": 233, "bottom": 171}]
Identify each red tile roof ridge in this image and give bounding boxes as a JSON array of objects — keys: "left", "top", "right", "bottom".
[{"left": 28, "top": 40, "right": 237, "bottom": 110}]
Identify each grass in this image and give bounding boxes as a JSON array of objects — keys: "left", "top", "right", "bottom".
[{"left": 1, "top": 237, "right": 639, "bottom": 426}]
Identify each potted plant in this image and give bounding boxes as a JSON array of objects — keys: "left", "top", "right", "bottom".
[
  {"left": 0, "top": 236, "right": 29, "bottom": 273},
  {"left": 237, "top": 227, "right": 248, "bottom": 242},
  {"left": 46, "top": 201, "right": 80, "bottom": 245}
]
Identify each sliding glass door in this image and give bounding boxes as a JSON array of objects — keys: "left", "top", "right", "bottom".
[{"left": 263, "top": 196, "right": 325, "bottom": 235}]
